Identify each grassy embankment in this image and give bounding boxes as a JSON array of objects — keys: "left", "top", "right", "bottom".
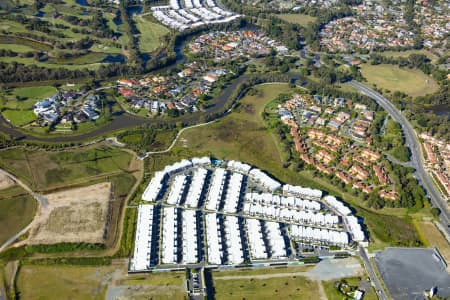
[{"left": 360, "top": 64, "right": 439, "bottom": 97}]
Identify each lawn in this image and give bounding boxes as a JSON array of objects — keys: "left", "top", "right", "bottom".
[
  {"left": 134, "top": 15, "right": 170, "bottom": 53},
  {"left": 276, "top": 13, "right": 317, "bottom": 26},
  {"left": 360, "top": 64, "right": 439, "bottom": 97},
  {"left": 0, "top": 185, "right": 37, "bottom": 245},
  {"left": 14, "top": 86, "right": 57, "bottom": 100},
  {"left": 0, "top": 43, "right": 35, "bottom": 52},
  {"left": 416, "top": 221, "right": 450, "bottom": 263},
  {"left": 213, "top": 274, "right": 319, "bottom": 300},
  {"left": 0, "top": 145, "right": 133, "bottom": 190},
  {"left": 2, "top": 109, "right": 36, "bottom": 126},
  {"left": 379, "top": 49, "right": 438, "bottom": 62},
  {"left": 16, "top": 265, "right": 117, "bottom": 300}
]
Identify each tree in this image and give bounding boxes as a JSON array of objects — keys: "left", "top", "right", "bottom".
[{"left": 431, "top": 207, "right": 441, "bottom": 218}]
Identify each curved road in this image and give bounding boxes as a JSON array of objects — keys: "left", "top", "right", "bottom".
[{"left": 348, "top": 80, "right": 450, "bottom": 230}]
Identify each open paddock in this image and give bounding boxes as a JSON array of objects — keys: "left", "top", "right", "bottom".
[{"left": 0, "top": 146, "right": 133, "bottom": 190}]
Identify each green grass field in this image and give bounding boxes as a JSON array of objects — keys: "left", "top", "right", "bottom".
[
  {"left": 213, "top": 274, "right": 319, "bottom": 299},
  {"left": 2, "top": 109, "right": 36, "bottom": 126},
  {"left": 276, "top": 13, "right": 317, "bottom": 26},
  {"left": 0, "top": 43, "right": 35, "bottom": 52},
  {"left": 379, "top": 49, "right": 438, "bottom": 62},
  {"left": 14, "top": 86, "right": 57, "bottom": 100},
  {"left": 0, "top": 56, "right": 104, "bottom": 70},
  {"left": 16, "top": 265, "right": 117, "bottom": 300},
  {"left": 0, "top": 86, "right": 57, "bottom": 112},
  {"left": 48, "top": 52, "right": 109, "bottom": 65},
  {"left": 360, "top": 64, "right": 439, "bottom": 97},
  {"left": 0, "top": 185, "right": 37, "bottom": 245},
  {"left": 134, "top": 15, "right": 169, "bottom": 53},
  {"left": 0, "top": 146, "right": 133, "bottom": 190}
]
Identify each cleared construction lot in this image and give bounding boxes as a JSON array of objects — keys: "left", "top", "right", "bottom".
[{"left": 27, "top": 182, "right": 111, "bottom": 245}]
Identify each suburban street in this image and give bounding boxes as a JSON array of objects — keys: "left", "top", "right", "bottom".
[{"left": 348, "top": 80, "right": 450, "bottom": 232}]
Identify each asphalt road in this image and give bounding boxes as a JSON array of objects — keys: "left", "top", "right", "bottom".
[
  {"left": 348, "top": 80, "right": 450, "bottom": 230},
  {"left": 359, "top": 246, "right": 388, "bottom": 300}
]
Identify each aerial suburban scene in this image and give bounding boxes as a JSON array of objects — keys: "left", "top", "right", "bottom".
[{"left": 0, "top": 0, "right": 448, "bottom": 299}]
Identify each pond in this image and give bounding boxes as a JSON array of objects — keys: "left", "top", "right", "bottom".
[
  {"left": 76, "top": 0, "right": 88, "bottom": 6},
  {"left": 427, "top": 104, "right": 450, "bottom": 117},
  {"left": 102, "top": 54, "right": 126, "bottom": 64},
  {"left": 35, "top": 11, "right": 45, "bottom": 17},
  {"left": 127, "top": 6, "right": 142, "bottom": 15}
]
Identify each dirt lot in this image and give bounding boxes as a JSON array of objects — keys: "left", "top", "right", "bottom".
[
  {"left": 0, "top": 173, "right": 15, "bottom": 190},
  {"left": 27, "top": 182, "right": 112, "bottom": 244}
]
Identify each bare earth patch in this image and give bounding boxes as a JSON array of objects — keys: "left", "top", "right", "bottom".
[
  {"left": 28, "top": 182, "right": 112, "bottom": 244},
  {"left": 0, "top": 173, "right": 15, "bottom": 190}
]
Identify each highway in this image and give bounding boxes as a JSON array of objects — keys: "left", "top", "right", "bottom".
[{"left": 348, "top": 80, "right": 450, "bottom": 231}]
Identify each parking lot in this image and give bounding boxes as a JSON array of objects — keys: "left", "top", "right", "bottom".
[{"left": 375, "top": 248, "right": 450, "bottom": 300}]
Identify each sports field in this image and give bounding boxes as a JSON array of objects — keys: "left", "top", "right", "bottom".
[{"left": 360, "top": 64, "right": 439, "bottom": 97}]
